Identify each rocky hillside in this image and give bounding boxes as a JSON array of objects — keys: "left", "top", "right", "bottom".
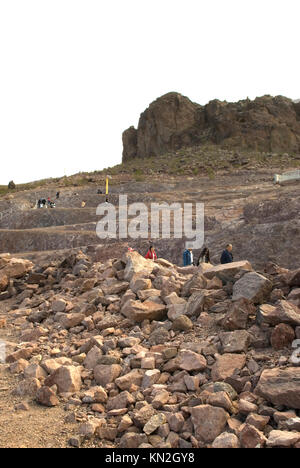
[
  {"left": 122, "top": 93, "right": 300, "bottom": 161},
  {"left": 0, "top": 165, "right": 299, "bottom": 271},
  {"left": 0, "top": 250, "right": 300, "bottom": 448}
]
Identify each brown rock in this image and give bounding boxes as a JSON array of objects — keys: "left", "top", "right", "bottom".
[
  {"left": 238, "top": 399, "right": 258, "bottom": 415},
  {"left": 24, "top": 364, "right": 47, "bottom": 380},
  {"left": 121, "top": 299, "right": 167, "bottom": 322},
  {"left": 0, "top": 273, "right": 8, "bottom": 292},
  {"left": 220, "top": 330, "right": 251, "bottom": 353},
  {"left": 239, "top": 424, "right": 267, "bottom": 448},
  {"left": 13, "top": 378, "right": 41, "bottom": 397},
  {"left": 36, "top": 386, "right": 59, "bottom": 407},
  {"left": 266, "top": 430, "right": 300, "bottom": 448},
  {"left": 123, "top": 251, "right": 155, "bottom": 281},
  {"left": 212, "top": 432, "right": 240, "bottom": 448},
  {"left": 10, "top": 359, "right": 29, "bottom": 374},
  {"left": 142, "top": 369, "right": 160, "bottom": 388},
  {"left": 45, "top": 366, "right": 82, "bottom": 394},
  {"left": 222, "top": 298, "right": 256, "bottom": 330},
  {"left": 203, "top": 261, "right": 253, "bottom": 280},
  {"left": 59, "top": 313, "right": 85, "bottom": 329},
  {"left": 258, "top": 300, "right": 300, "bottom": 327},
  {"left": 144, "top": 414, "right": 167, "bottom": 435},
  {"left": 94, "top": 364, "right": 122, "bottom": 387},
  {"left": 115, "top": 369, "right": 144, "bottom": 390},
  {"left": 40, "top": 357, "right": 73, "bottom": 374},
  {"left": 82, "top": 386, "right": 108, "bottom": 404},
  {"left": 211, "top": 354, "right": 247, "bottom": 381},
  {"left": 130, "top": 276, "right": 152, "bottom": 294},
  {"left": 6, "top": 347, "right": 35, "bottom": 363},
  {"left": 191, "top": 405, "right": 229, "bottom": 443},
  {"left": 0, "top": 318, "right": 7, "bottom": 328},
  {"left": 270, "top": 323, "right": 295, "bottom": 350},
  {"left": 207, "top": 391, "right": 234, "bottom": 413},
  {"left": 177, "top": 350, "right": 207, "bottom": 372},
  {"left": 132, "top": 404, "right": 156, "bottom": 428},
  {"left": 232, "top": 272, "right": 272, "bottom": 304},
  {"left": 119, "top": 432, "right": 148, "bottom": 448},
  {"left": 255, "top": 367, "right": 300, "bottom": 409},
  {"left": 172, "top": 315, "right": 193, "bottom": 331},
  {"left": 288, "top": 269, "right": 300, "bottom": 287},
  {"left": 83, "top": 346, "right": 103, "bottom": 370},
  {"left": 52, "top": 299, "right": 67, "bottom": 313},
  {"left": 106, "top": 391, "right": 135, "bottom": 410},
  {"left": 2, "top": 258, "right": 33, "bottom": 279},
  {"left": 152, "top": 390, "right": 170, "bottom": 409},
  {"left": 167, "top": 413, "right": 185, "bottom": 433},
  {"left": 245, "top": 413, "right": 270, "bottom": 431}
]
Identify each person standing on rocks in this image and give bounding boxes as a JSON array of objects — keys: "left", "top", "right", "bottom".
[
  {"left": 197, "top": 247, "right": 210, "bottom": 265},
  {"left": 220, "top": 244, "right": 233, "bottom": 264},
  {"left": 183, "top": 248, "right": 194, "bottom": 266},
  {"left": 145, "top": 246, "right": 157, "bottom": 260}
]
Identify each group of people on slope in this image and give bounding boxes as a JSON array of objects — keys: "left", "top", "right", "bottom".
[
  {"left": 183, "top": 244, "right": 233, "bottom": 266},
  {"left": 143, "top": 243, "right": 234, "bottom": 266},
  {"left": 37, "top": 192, "right": 60, "bottom": 209}
]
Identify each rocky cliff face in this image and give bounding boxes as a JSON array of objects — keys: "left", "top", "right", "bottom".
[{"left": 122, "top": 92, "right": 300, "bottom": 161}]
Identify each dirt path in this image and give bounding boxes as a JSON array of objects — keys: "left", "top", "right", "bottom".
[{"left": 0, "top": 314, "right": 77, "bottom": 448}]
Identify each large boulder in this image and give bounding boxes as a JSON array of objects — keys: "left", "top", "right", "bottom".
[
  {"left": 255, "top": 367, "right": 300, "bottom": 409},
  {"left": 44, "top": 366, "right": 82, "bottom": 394},
  {"left": 0, "top": 257, "right": 33, "bottom": 292},
  {"left": 1, "top": 258, "right": 33, "bottom": 279},
  {"left": 123, "top": 251, "right": 155, "bottom": 281},
  {"left": 258, "top": 300, "right": 300, "bottom": 327},
  {"left": 203, "top": 261, "right": 253, "bottom": 281},
  {"left": 184, "top": 291, "right": 216, "bottom": 317},
  {"left": 222, "top": 298, "right": 256, "bottom": 330},
  {"left": 181, "top": 273, "right": 207, "bottom": 296},
  {"left": 232, "top": 272, "right": 272, "bottom": 304},
  {"left": 121, "top": 299, "right": 167, "bottom": 322}
]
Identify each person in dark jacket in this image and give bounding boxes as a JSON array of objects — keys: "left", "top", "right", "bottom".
[
  {"left": 197, "top": 247, "right": 210, "bottom": 265},
  {"left": 220, "top": 244, "right": 233, "bottom": 264},
  {"left": 183, "top": 248, "right": 194, "bottom": 266}
]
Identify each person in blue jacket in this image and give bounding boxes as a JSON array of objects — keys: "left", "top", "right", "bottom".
[
  {"left": 183, "top": 248, "right": 194, "bottom": 266},
  {"left": 220, "top": 244, "right": 233, "bottom": 264}
]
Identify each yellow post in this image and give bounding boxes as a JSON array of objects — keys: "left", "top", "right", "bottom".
[{"left": 106, "top": 176, "right": 109, "bottom": 195}]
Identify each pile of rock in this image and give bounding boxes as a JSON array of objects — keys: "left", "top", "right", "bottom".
[
  {"left": 0, "top": 254, "right": 33, "bottom": 300},
  {"left": 1, "top": 250, "right": 300, "bottom": 448}
]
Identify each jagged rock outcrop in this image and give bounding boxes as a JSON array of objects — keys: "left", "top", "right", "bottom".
[{"left": 122, "top": 92, "right": 300, "bottom": 161}]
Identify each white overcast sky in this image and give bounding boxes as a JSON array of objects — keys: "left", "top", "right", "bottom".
[{"left": 0, "top": 0, "right": 299, "bottom": 184}]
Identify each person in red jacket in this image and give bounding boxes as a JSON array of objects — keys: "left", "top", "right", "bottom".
[{"left": 145, "top": 246, "right": 157, "bottom": 260}]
